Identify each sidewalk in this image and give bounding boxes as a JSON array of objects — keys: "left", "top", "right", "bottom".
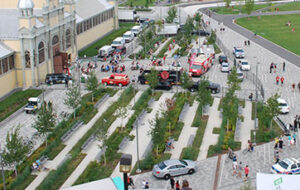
[
  {"left": 110, "top": 92, "right": 173, "bottom": 178},
  {"left": 239, "top": 101, "right": 255, "bottom": 150},
  {"left": 26, "top": 90, "right": 123, "bottom": 190},
  {"left": 153, "top": 38, "right": 171, "bottom": 56},
  {"left": 165, "top": 44, "right": 180, "bottom": 58},
  {"left": 197, "top": 98, "right": 222, "bottom": 161},
  {"left": 60, "top": 90, "right": 143, "bottom": 188},
  {"left": 170, "top": 101, "right": 199, "bottom": 159}
]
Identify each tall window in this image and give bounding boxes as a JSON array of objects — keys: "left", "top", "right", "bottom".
[
  {"left": 66, "top": 29, "right": 71, "bottom": 48},
  {"left": 2, "top": 58, "right": 8, "bottom": 73},
  {"left": 38, "top": 42, "right": 45, "bottom": 63},
  {"left": 9, "top": 55, "right": 14, "bottom": 69},
  {"left": 25, "top": 51, "right": 31, "bottom": 68},
  {"left": 52, "top": 35, "right": 59, "bottom": 45}
]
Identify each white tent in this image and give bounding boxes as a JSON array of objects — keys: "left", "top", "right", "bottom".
[{"left": 257, "top": 173, "right": 300, "bottom": 190}]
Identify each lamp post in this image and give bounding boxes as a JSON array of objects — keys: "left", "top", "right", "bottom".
[
  {"left": 120, "top": 154, "right": 132, "bottom": 190},
  {"left": 0, "top": 145, "right": 6, "bottom": 190},
  {"left": 254, "top": 58, "right": 259, "bottom": 144}
]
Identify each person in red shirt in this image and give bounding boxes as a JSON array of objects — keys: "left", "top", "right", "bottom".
[
  {"left": 244, "top": 165, "right": 249, "bottom": 181},
  {"left": 276, "top": 76, "right": 280, "bottom": 85},
  {"left": 281, "top": 76, "right": 285, "bottom": 85}
]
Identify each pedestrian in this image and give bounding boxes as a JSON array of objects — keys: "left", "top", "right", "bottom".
[
  {"left": 170, "top": 176, "right": 175, "bottom": 190},
  {"left": 292, "top": 83, "right": 296, "bottom": 91},
  {"left": 232, "top": 158, "right": 238, "bottom": 176},
  {"left": 283, "top": 61, "right": 286, "bottom": 71},
  {"left": 237, "top": 162, "right": 243, "bottom": 178},
  {"left": 142, "top": 179, "right": 149, "bottom": 189},
  {"left": 280, "top": 76, "right": 285, "bottom": 85},
  {"left": 244, "top": 40, "right": 247, "bottom": 46},
  {"left": 276, "top": 75, "right": 280, "bottom": 85},
  {"left": 65, "top": 77, "right": 69, "bottom": 88},
  {"left": 181, "top": 180, "right": 192, "bottom": 190},
  {"left": 247, "top": 40, "right": 250, "bottom": 46},
  {"left": 298, "top": 115, "right": 300, "bottom": 129},
  {"left": 128, "top": 176, "right": 135, "bottom": 189},
  {"left": 293, "top": 133, "right": 297, "bottom": 144},
  {"left": 175, "top": 180, "right": 180, "bottom": 190},
  {"left": 274, "top": 137, "right": 279, "bottom": 149},
  {"left": 270, "top": 63, "right": 273, "bottom": 73},
  {"left": 279, "top": 135, "right": 284, "bottom": 152},
  {"left": 274, "top": 151, "right": 280, "bottom": 164},
  {"left": 244, "top": 165, "right": 249, "bottom": 181},
  {"left": 298, "top": 83, "right": 300, "bottom": 92}
]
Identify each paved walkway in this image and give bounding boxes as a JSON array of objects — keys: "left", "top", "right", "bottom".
[
  {"left": 61, "top": 90, "right": 143, "bottom": 188},
  {"left": 111, "top": 92, "right": 173, "bottom": 178},
  {"left": 153, "top": 37, "right": 171, "bottom": 56},
  {"left": 170, "top": 101, "right": 199, "bottom": 159},
  {"left": 197, "top": 98, "right": 222, "bottom": 161},
  {"left": 165, "top": 44, "right": 180, "bottom": 58},
  {"left": 26, "top": 90, "right": 123, "bottom": 190},
  {"left": 239, "top": 101, "right": 255, "bottom": 150}
]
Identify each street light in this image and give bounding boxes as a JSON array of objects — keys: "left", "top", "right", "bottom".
[
  {"left": 254, "top": 57, "right": 259, "bottom": 144},
  {"left": 120, "top": 154, "right": 132, "bottom": 190}
]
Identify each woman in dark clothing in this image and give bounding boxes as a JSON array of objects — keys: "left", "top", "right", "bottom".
[{"left": 279, "top": 136, "right": 284, "bottom": 152}]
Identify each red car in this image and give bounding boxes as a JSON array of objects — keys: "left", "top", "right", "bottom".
[{"left": 101, "top": 74, "right": 130, "bottom": 87}]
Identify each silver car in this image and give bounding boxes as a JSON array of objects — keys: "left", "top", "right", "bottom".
[{"left": 152, "top": 159, "right": 197, "bottom": 180}]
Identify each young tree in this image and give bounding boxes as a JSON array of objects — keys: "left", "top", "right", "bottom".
[
  {"left": 196, "top": 80, "right": 213, "bottom": 115},
  {"left": 224, "top": 0, "right": 231, "bottom": 7},
  {"left": 32, "top": 101, "right": 56, "bottom": 147},
  {"left": 114, "top": 105, "right": 129, "bottom": 131},
  {"left": 95, "top": 129, "right": 108, "bottom": 165},
  {"left": 265, "top": 94, "right": 280, "bottom": 130},
  {"left": 64, "top": 80, "right": 81, "bottom": 119},
  {"left": 86, "top": 71, "right": 99, "bottom": 102},
  {"left": 145, "top": 68, "right": 159, "bottom": 95},
  {"left": 227, "top": 67, "right": 241, "bottom": 93},
  {"left": 2, "top": 126, "right": 32, "bottom": 176},
  {"left": 180, "top": 71, "right": 193, "bottom": 91},
  {"left": 149, "top": 113, "right": 165, "bottom": 156},
  {"left": 244, "top": 0, "right": 255, "bottom": 16},
  {"left": 166, "top": 6, "right": 177, "bottom": 23},
  {"left": 156, "top": 20, "right": 163, "bottom": 32},
  {"left": 145, "top": 0, "right": 149, "bottom": 8},
  {"left": 194, "top": 12, "right": 202, "bottom": 23}
]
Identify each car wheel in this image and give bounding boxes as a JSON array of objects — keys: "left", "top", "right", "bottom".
[
  {"left": 26, "top": 110, "right": 29, "bottom": 114},
  {"left": 164, "top": 174, "right": 170, "bottom": 180},
  {"left": 188, "top": 169, "right": 195, "bottom": 174},
  {"left": 118, "top": 83, "right": 123, "bottom": 87}
]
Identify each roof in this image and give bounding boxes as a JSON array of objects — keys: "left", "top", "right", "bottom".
[
  {"left": 113, "top": 37, "right": 124, "bottom": 41},
  {"left": 277, "top": 98, "right": 287, "bottom": 104},
  {"left": 18, "top": 0, "right": 34, "bottom": 9},
  {"left": 62, "top": 177, "right": 119, "bottom": 190},
  {"left": 75, "top": 0, "right": 113, "bottom": 23},
  {"left": 156, "top": 24, "right": 179, "bottom": 35},
  {"left": 28, "top": 97, "right": 39, "bottom": 102},
  {"left": 194, "top": 55, "right": 207, "bottom": 63},
  {"left": 0, "top": 42, "right": 14, "bottom": 59}
]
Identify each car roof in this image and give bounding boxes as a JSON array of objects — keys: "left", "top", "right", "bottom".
[
  {"left": 28, "top": 97, "right": 39, "bottom": 101},
  {"left": 114, "top": 37, "right": 124, "bottom": 41},
  {"left": 240, "top": 59, "right": 248, "bottom": 62},
  {"left": 112, "top": 73, "right": 127, "bottom": 77},
  {"left": 163, "top": 159, "right": 182, "bottom": 166},
  {"left": 124, "top": 31, "right": 132, "bottom": 35},
  {"left": 277, "top": 98, "right": 287, "bottom": 104},
  {"left": 222, "top": 62, "right": 229, "bottom": 65},
  {"left": 100, "top": 45, "right": 112, "bottom": 50},
  {"left": 282, "top": 158, "right": 297, "bottom": 165},
  {"left": 235, "top": 47, "right": 243, "bottom": 50},
  {"left": 132, "top": 25, "right": 141, "bottom": 29}
]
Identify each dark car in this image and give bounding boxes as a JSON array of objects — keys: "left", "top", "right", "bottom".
[
  {"left": 45, "top": 73, "right": 72, "bottom": 85},
  {"left": 138, "top": 68, "right": 182, "bottom": 85},
  {"left": 191, "top": 30, "right": 210, "bottom": 36},
  {"left": 155, "top": 81, "right": 172, "bottom": 91},
  {"left": 219, "top": 55, "right": 228, "bottom": 64},
  {"left": 189, "top": 81, "right": 220, "bottom": 94}
]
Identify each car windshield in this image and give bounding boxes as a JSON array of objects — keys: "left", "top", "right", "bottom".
[
  {"left": 242, "top": 62, "right": 248, "bottom": 65},
  {"left": 222, "top": 64, "right": 228, "bottom": 67},
  {"left": 236, "top": 49, "right": 244, "bottom": 52},
  {"left": 279, "top": 103, "right": 288, "bottom": 107},
  {"left": 179, "top": 160, "right": 188, "bottom": 166},
  {"left": 191, "top": 64, "right": 203, "bottom": 70},
  {"left": 158, "top": 162, "right": 167, "bottom": 169},
  {"left": 278, "top": 161, "right": 289, "bottom": 169},
  {"left": 123, "top": 35, "right": 130, "bottom": 38},
  {"left": 132, "top": 29, "right": 138, "bottom": 32},
  {"left": 112, "top": 41, "right": 121, "bottom": 45},
  {"left": 28, "top": 101, "right": 37, "bottom": 106}
]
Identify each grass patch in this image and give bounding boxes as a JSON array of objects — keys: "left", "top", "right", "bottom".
[
  {"left": 120, "top": 0, "right": 154, "bottom": 7},
  {"left": 213, "top": 127, "right": 221, "bottom": 134},
  {"left": 272, "top": 2, "right": 300, "bottom": 11},
  {"left": 0, "top": 89, "right": 42, "bottom": 122},
  {"left": 47, "top": 144, "right": 66, "bottom": 160},
  {"left": 153, "top": 91, "right": 163, "bottom": 101},
  {"left": 173, "top": 122, "right": 184, "bottom": 141},
  {"left": 210, "top": 4, "right": 269, "bottom": 14},
  {"left": 218, "top": 98, "right": 223, "bottom": 111},
  {"left": 192, "top": 103, "right": 203, "bottom": 127},
  {"left": 157, "top": 38, "right": 173, "bottom": 58},
  {"left": 239, "top": 99, "right": 245, "bottom": 108},
  {"left": 78, "top": 23, "right": 136, "bottom": 57},
  {"left": 237, "top": 14, "right": 300, "bottom": 55},
  {"left": 251, "top": 101, "right": 255, "bottom": 120}
]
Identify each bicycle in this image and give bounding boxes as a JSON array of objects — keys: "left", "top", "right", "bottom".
[{"left": 225, "top": 152, "right": 236, "bottom": 163}]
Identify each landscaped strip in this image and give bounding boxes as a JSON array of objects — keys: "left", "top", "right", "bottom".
[
  {"left": 209, "top": 4, "right": 269, "bottom": 15},
  {"left": 0, "top": 89, "right": 42, "bottom": 122}
]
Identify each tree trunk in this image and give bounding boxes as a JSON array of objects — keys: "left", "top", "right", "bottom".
[
  {"left": 156, "top": 145, "right": 158, "bottom": 156},
  {"left": 92, "top": 93, "right": 94, "bottom": 102},
  {"left": 74, "top": 111, "right": 76, "bottom": 119},
  {"left": 14, "top": 165, "right": 18, "bottom": 177},
  {"left": 104, "top": 152, "right": 106, "bottom": 166}
]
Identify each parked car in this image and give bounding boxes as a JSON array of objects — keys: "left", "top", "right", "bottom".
[
  {"left": 155, "top": 81, "right": 172, "bottom": 91},
  {"left": 191, "top": 29, "right": 210, "bottom": 36},
  {"left": 25, "top": 97, "right": 41, "bottom": 114},
  {"left": 236, "top": 69, "right": 244, "bottom": 81},
  {"left": 189, "top": 80, "right": 221, "bottom": 94},
  {"left": 101, "top": 74, "right": 130, "bottom": 87},
  {"left": 131, "top": 25, "right": 142, "bottom": 36},
  {"left": 239, "top": 59, "right": 250, "bottom": 71},
  {"left": 233, "top": 47, "right": 245, "bottom": 58},
  {"left": 123, "top": 31, "right": 134, "bottom": 43},
  {"left": 218, "top": 55, "right": 228, "bottom": 64},
  {"left": 277, "top": 98, "right": 289, "bottom": 114},
  {"left": 114, "top": 46, "right": 126, "bottom": 55},
  {"left": 111, "top": 37, "right": 125, "bottom": 48},
  {"left": 45, "top": 73, "right": 71, "bottom": 85},
  {"left": 98, "top": 45, "right": 114, "bottom": 59},
  {"left": 221, "top": 62, "right": 230, "bottom": 72},
  {"left": 152, "top": 159, "right": 197, "bottom": 180},
  {"left": 271, "top": 158, "right": 300, "bottom": 174}
]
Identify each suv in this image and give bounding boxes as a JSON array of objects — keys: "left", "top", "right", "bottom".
[
  {"left": 45, "top": 73, "right": 71, "bottom": 85},
  {"left": 189, "top": 81, "right": 221, "bottom": 94},
  {"left": 101, "top": 74, "right": 130, "bottom": 87},
  {"left": 277, "top": 98, "right": 289, "bottom": 114},
  {"left": 233, "top": 47, "right": 245, "bottom": 58},
  {"left": 25, "top": 97, "right": 41, "bottom": 114},
  {"left": 239, "top": 59, "right": 250, "bottom": 71},
  {"left": 219, "top": 55, "right": 228, "bottom": 64}
]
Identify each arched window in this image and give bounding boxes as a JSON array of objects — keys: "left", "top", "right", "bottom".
[
  {"left": 38, "top": 42, "right": 45, "bottom": 64},
  {"left": 52, "top": 35, "right": 59, "bottom": 45},
  {"left": 25, "top": 51, "right": 31, "bottom": 68},
  {"left": 66, "top": 29, "right": 71, "bottom": 49}
]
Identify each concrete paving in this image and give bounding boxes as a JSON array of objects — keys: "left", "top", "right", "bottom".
[
  {"left": 111, "top": 92, "right": 174, "bottom": 178},
  {"left": 170, "top": 101, "right": 199, "bottom": 159},
  {"left": 153, "top": 38, "right": 171, "bottom": 56},
  {"left": 198, "top": 98, "right": 222, "bottom": 161},
  {"left": 239, "top": 101, "right": 255, "bottom": 150},
  {"left": 25, "top": 90, "right": 123, "bottom": 190},
  {"left": 61, "top": 90, "right": 143, "bottom": 188}
]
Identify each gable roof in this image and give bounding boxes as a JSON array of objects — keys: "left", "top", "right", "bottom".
[{"left": 0, "top": 42, "right": 14, "bottom": 59}]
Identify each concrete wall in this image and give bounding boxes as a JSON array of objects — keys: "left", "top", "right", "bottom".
[{"left": 0, "top": 70, "right": 17, "bottom": 97}]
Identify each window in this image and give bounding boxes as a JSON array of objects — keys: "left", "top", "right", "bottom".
[
  {"left": 25, "top": 51, "right": 31, "bottom": 68},
  {"left": 66, "top": 29, "right": 71, "bottom": 49},
  {"left": 291, "top": 164, "right": 297, "bottom": 169},
  {"left": 168, "top": 165, "right": 177, "bottom": 170},
  {"left": 38, "top": 42, "right": 45, "bottom": 63},
  {"left": 9, "top": 55, "right": 14, "bottom": 69},
  {"left": 93, "top": 17, "right": 96, "bottom": 26},
  {"left": 52, "top": 35, "right": 59, "bottom": 46},
  {"left": 2, "top": 58, "right": 8, "bottom": 73}
]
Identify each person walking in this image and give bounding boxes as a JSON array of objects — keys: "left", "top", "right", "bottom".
[
  {"left": 293, "top": 133, "right": 297, "bottom": 145},
  {"left": 292, "top": 83, "right": 296, "bottom": 91},
  {"left": 281, "top": 76, "right": 285, "bottom": 86},
  {"left": 247, "top": 40, "right": 250, "bottom": 46},
  {"left": 274, "top": 151, "right": 280, "bottom": 164},
  {"left": 237, "top": 162, "right": 243, "bottom": 178},
  {"left": 244, "top": 40, "right": 247, "bottom": 46},
  {"left": 232, "top": 158, "right": 238, "bottom": 176},
  {"left": 274, "top": 137, "right": 279, "bottom": 149},
  {"left": 181, "top": 180, "right": 192, "bottom": 190},
  {"left": 175, "top": 180, "right": 180, "bottom": 190},
  {"left": 270, "top": 63, "right": 273, "bottom": 73},
  {"left": 244, "top": 165, "right": 249, "bottom": 181},
  {"left": 128, "top": 176, "right": 135, "bottom": 189},
  {"left": 276, "top": 75, "right": 280, "bottom": 85},
  {"left": 298, "top": 83, "right": 300, "bottom": 92},
  {"left": 283, "top": 62, "right": 286, "bottom": 72},
  {"left": 298, "top": 115, "right": 300, "bottom": 128},
  {"left": 170, "top": 176, "right": 175, "bottom": 190},
  {"left": 279, "top": 135, "right": 284, "bottom": 152}
]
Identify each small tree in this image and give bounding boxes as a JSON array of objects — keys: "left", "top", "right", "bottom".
[
  {"left": 181, "top": 71, "right": 193, "bottom": 92},
  {"left": 149, "top": 113, "right": 165, "bottom": 156},
  {"left": 114, "top": 105, "right": 129, "bottom": 131},
  {"left": 32, "top": 101, "right": 56, "bottom": 147},
  {"left": 2, "top": 126, "right": 32, "bottom": 176},
  {"left": 156, "top": 20, "right": 163, "bottom": 32},
  {"left": 145, "top": 0, "right": 149, "bottom": 8},
  {"left": 86, "top": 71, "right": 98, "bottom": 102},
  {"left": 224, "top": 0, "right": 231, "bottom": 7},
  {"left": 265, "top": 94, "right": 280, "bottom": 130},
  {"left": 196, "top": 80, "right": 213, "bottom": 115},
  {"left": 244, "top": 0, "right": 255, "bottom": 16},
  {"left": 194, "top": 12, "right": 202, "bottom": 23},
  {"left": 166, "top": 6, "right": 177, "bottom": 23},
  {"left": 95, "top": 129, "right": 108, "bottom": 165},
  {"left": 227, "top": 67, "right": 241, "bottom": 92},
  {"left": 145, "top": 68, "right": 159, "bottom": 95},
  {"left": 64, "top": 80, "right": 81, "bottom": 119}
]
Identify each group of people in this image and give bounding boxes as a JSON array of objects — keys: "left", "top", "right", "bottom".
[
  {"left": 170, "top": 177, "right": 192, "bottom": 190},
  {"left": 32, "top": 159, "right": 48, "bottom": 172},
  {"left": 244, "top": 40, "right": 251, "bottom": 46},
  {"left": 275, "top": 75, "right": 285, "bottom": 85},
  {"left": 80, "top": 61, "right": 97, "bottom": 75}
]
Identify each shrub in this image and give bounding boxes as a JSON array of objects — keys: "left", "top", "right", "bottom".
[
  {"left": 140, "top": 152, "right": 156, "bottom": 170},
  {"left": 181, "top": 147, "right": 198, "bottom": 160}
]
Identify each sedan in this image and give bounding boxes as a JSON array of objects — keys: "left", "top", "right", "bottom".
[
  {"left": 277, "top": 98, "right": 289, "bottom": 114},
  {"left": 271, "top": 158, "right": 300, "bottom": 174},
  {"left": 221, "top": 62, "right": 230, "bottom": 72},
  {"left": 152, "top": 159, "right": 197, "bottom": 180},
  {"left": 191, "top": 30, "right": 210, "bottom": 36},
  {"left": 189, "top": 81, "right": 221, "bottom": 94},
  {"left": 239, "top": 59, "right": 250, "bottom": 71},
  {"left": 219, "top": 55, "right": 228, "bottom": 64}
]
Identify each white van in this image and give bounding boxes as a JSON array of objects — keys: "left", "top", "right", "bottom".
[
  {"left": 131, "top": 25, "right": 142, "bottom": 37},
  {"left": 123, "top": 31, "right": 134, "bottom": 43},
  {"left": 111, "top": 37, "right": 125, "bottom": 48},
  {"left": 98, "top": 45, "right": 114, "bottom": 59}
]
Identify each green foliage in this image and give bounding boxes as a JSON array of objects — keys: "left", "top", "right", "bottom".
[
  {"left": 207, "top": 30, "right": 216, "bottom": 45},
  {"left": 196, "top": 80, "right": 213, "bottom": 107},
  {"left": 157, "top": 38, "right": 174, "bottom": 58},
  {"left": 192, "top": 103, "right": 203, "bottom": 127},
  {"left": 181, "top": 147, "right": 198, "bottom": 160},
  {"left": 180, "top": 71, "right": 193, "bottom": 90},
  {"left": 86, "top": 71, "right": 99, "bottom": 102},
  {"left": 166, "top": 6, "right": 177, "bottom": 23},
  {"left": 224, "top": 0, "right": 232, "bottom": 7},
  {"left": 245, "top": 0, "right": 255, "bottom": 15},
  {"left": 146, "top": 68, "right": 159, "bottom": 90},
  {"left": 64, "top": 81, "right": 81, "bottom": 118},
  {"left": 265, "top": 94, "right": 280, "bottom": 128},
  {"left": 213, "top": 127, "right": 221, "bottom": 134},
  {"left": 194, "top": 12, "right": 202, "bottom": 22},
  {"left": 0, "top": 89, "right": 42, "bottom": 122}
]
